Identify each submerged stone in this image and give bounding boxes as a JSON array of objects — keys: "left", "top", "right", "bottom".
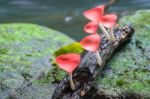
[
  {"left": 0, "top": 23, "right": 74, "bottom": 99},
  {"left": 95, "top": 10, "right": 150, "bottom": 98}
]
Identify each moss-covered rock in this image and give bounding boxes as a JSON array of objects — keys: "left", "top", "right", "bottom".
[
  {"left": 95, "top": 10, "right": 150, "bottom": 98},
  {"left": 0, "top": 23, "right": 74, "bottom": 99}
]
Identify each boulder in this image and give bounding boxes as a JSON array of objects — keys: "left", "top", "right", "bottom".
[
  {"left": 0, "top": 23, "right": 74, "bottom": 99},
  {"left": 94, "top": 10, "right": 150, "bottom": 99}
]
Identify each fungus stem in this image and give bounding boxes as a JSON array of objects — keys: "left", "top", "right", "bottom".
[
  {"left": 69, "top": 73, "right": 75, "bottom": 90},
  {"left": 110, "top": 28, "right": 115, "bottom": 42},
  {"left": 95, "top": 50, "right": 102, "bottom": 66},
  {"left": 99, "top": 23, "right": 111, "bottom": 40}
]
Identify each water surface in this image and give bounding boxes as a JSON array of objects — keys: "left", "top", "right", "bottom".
[{"left": 0, "top": 0, "right": 150, "bottom": 40}]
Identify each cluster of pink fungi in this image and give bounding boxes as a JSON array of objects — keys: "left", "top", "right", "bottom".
[{"left": 55, "top": 5, "right": 117, "bottom": 90}]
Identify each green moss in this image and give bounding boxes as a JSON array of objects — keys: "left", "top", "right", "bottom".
[
  {"left": 130, "top": 81, "right": 145, "bottom": 91},
  {"left": 119, "top": 10, "right": 150, "bottom": 46},
  {"left": 116, "top": 79, "right": 126, "bottom": 86},
  {"left": 54, "top": 42, "right": 84, "bottom": 57},
  {"left": 0, "top": 48, "right": 8, "bottom": 54},
  {"left": 34, "top": 62, "right": 66, "bottom": 85}
]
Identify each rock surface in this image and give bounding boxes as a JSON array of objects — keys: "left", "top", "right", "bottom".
[
  {"left": 0, "top": 23, "right": 74, "bottom": 99},
  {"left": 94, "top": 10, "right": 150, "bottom": 99}
]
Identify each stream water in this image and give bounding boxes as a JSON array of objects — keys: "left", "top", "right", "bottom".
[{"left": 0, "top": 0, "right": 150, "bottom": 40}]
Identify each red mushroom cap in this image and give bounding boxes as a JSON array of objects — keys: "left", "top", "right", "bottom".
[
  {"left": 55, "top": 53, "right": 81, "bottom": 73},
  {"left": 83, "top": 5, "right": 104, "bottom": 23},
  {"left": 84, "top": 21, "right": 98, "bottom": 34},
  {"left": 80, "top": 34, "right": 101, "bottom": 52},
  {"left": 100, "top": 14, "right": 117, "bottom": 28}
]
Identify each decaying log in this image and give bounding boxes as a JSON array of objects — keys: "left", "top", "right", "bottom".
[{"left": 51, "top": 26, "right": 134, "bottom": 99}]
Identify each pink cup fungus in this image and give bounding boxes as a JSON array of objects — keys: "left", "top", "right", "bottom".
[
  {"left": 100, "top": 14, "right": 117, "bottom": 29},
  {"left": 56, "top": 53, "right": 81, "bottom": 90},
  {"left": 99, "top": 14, "right": 117, "bottom": 41},
  {"left": 80, "top": 34, "right": 102, "bottom": 66},
  {"left": 83, "top": 5, "right": 117, "bottom": 41},
  {"left": 84, "top": 21, "right": 98, "bottom": 34},
  {"left": 83, "top": 5, "right": 104, "bottom": 23}
]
